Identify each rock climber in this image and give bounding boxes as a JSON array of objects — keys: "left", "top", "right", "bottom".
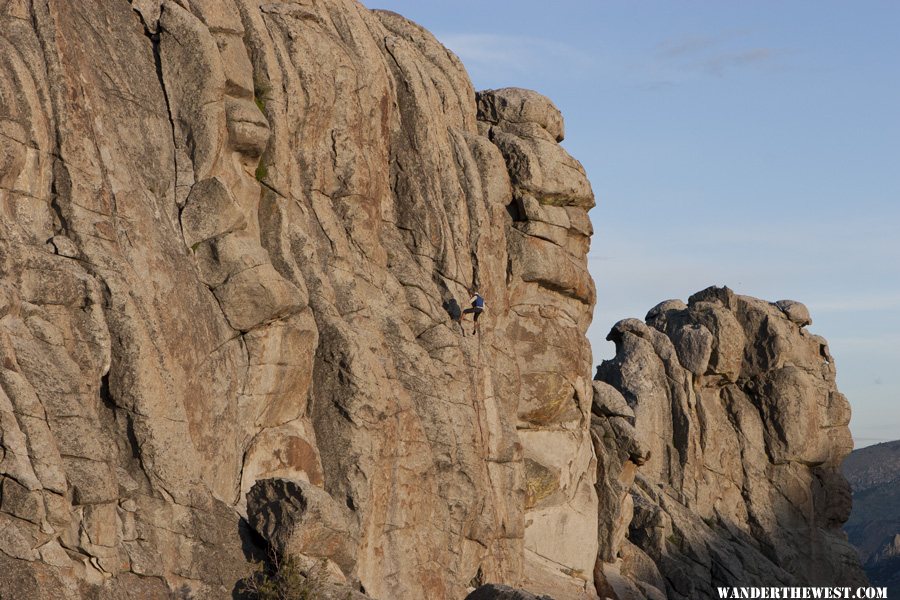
[{"left": 462, "top": 289, "right": 485, "bottom": 335}]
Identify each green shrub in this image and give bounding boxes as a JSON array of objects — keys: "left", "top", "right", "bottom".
[
  {"left": 254, "top": 82, "right": 271, "bottom": 114},
  {"left": 255, "top": 160, "right": 268, "bottom": 182},
  {"left": 241, "top": 549, "right": 327, "bottom": 600}
]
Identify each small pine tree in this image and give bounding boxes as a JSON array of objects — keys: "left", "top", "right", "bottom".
[{"left": 241, "top": 548, "right": 327, "bottom": 600}]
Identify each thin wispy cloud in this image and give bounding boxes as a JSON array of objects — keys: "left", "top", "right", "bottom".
[
  {"left": 702, "top": 47, "right": 776, "bottom": 77},
  {"left": 438, "top": 29, "right": 784, "bottom": 93},
  {"left": 436, "top": 32, "right": 593, "bottom": 82},
  {"left": 656, "top": 35, "right": 721, "bottom": 59},
  {"left": 636, "top": 80, "right": 678, "bottom": 91},
  {"left": 647, "top": 31, "right": 785, "bottom": 83},
  {"left": 827, "top": 333, "right": 900, "bottom": 351},
  {"left": 808, "top": 293, "right": 900, "bottom": 314}
]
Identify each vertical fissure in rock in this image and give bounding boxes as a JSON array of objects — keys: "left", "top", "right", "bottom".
[
  {"left": 47, "top": 166, "right": 67, "bottom": 237},
  {"left": 136, "top": 6, "right": 179, "bottom": 214}
]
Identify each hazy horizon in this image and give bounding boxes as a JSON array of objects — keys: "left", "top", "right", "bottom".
[{"left": 371, "top": 1, "right": 900, "bottom": 448}]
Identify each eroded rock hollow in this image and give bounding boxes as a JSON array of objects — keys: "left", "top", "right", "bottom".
[{"left": 0, "top": 1, "right": 864, "bottom": 598}]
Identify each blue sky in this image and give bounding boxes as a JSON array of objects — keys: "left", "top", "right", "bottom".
[{"left": 369, "top": 1, "right": 900, "bottom": 447}]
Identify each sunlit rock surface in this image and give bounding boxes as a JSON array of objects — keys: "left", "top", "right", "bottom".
[
  {"left": 593, "top": 287, "right": 867, "bottom": 599},
  {"left": 0, "top": 1, "right": 595, "bottom": 597},
  {"left": 0, "top": 1, "right": 863, "bottom": 598}
]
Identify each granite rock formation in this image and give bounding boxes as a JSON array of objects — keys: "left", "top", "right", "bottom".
[
  {"left": 592, "top": 287, "right": 867, "bottom": 599},
  {"left": 0, "top": 0, "right": 595, "bottom": 598},
  {"left": 0, "top": 1, "right": 866, "bottom": 599}
]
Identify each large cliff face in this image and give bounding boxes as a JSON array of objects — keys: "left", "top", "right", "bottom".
[
  {"left": 0, "top": 2, "right": 865, "bottom": 600},
  {"left": 0, "top": 1, "right": 596, "bottom": 598}
]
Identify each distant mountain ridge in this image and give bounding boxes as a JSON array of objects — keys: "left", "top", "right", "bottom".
[
  {"left": 843, "top": 439, "right": 900, "bottom": 592},
  {"left": 844, "top": 439, "right": 900, "bottom": 493}
]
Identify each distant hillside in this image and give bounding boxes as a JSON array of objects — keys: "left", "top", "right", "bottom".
[{"left": 843, "top": 439, "right": 900, "bottom": 592}]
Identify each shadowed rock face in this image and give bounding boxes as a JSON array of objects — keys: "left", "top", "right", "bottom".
[
  {"left": 593, "top": 287, "right": 867, "bottom": 599},
  {"left": 0, "top": 1, "right": 596, "bottom": 598}
]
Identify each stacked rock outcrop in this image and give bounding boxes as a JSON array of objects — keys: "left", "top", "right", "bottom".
[{"left": 592, "top": 287, "right": 867, "bottom": 599}]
